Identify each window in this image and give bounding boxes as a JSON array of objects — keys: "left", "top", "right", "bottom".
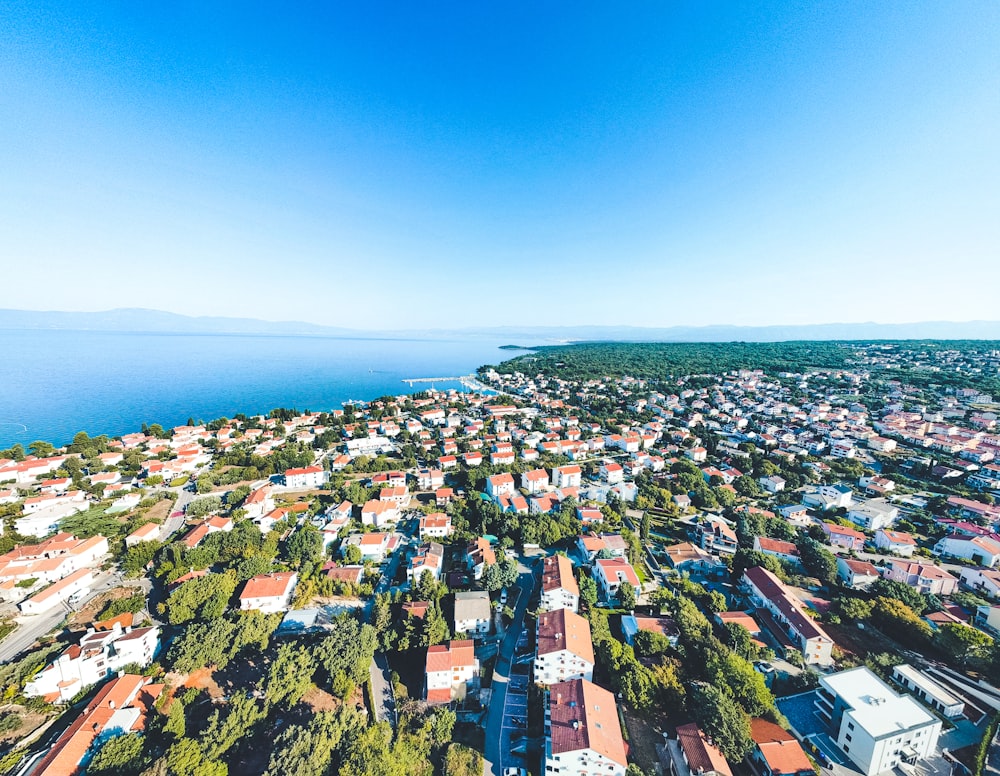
[
  {"left": 847, "top": 722, "right": 854, "bottom": 731},
  {"left": 845, "top": 735, "right": 852, "bottom": 742}
]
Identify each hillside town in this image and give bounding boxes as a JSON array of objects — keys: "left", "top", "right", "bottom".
[{"left": 2, "top": 342, "right": 1000, "bottom": 776}]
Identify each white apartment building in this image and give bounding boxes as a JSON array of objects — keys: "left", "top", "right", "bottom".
[
  {"left": 815, "top": 667, "right": 941, "bottom": 776},
  {"left": 535, "top": 607, "right": 594, "bottom": 685}
]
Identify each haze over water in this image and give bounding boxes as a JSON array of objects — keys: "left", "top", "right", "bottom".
[{"left": 0, "top": 330, "right": 516, "bottom": 448}]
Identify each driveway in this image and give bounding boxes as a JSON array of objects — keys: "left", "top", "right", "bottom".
[{"left": 369, "top": 652, "right": 396, "bottom": 728}]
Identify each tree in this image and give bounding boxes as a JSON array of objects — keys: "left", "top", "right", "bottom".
[
  {"left": 343, "top": 544, "right": 362, "bottom": 565},
  {"left": 285, "top": 524, "right": 322, "bottom": 568},
  {"left": 87, "top": 733, "right": 145, "bottom": 776},
  {"left": 159, "top": 572, "right": 237, "bottom": 625},
  {"left": 265, "top": 642, "right": 316, "bottom": 707},
  {"left": 796, "top": 536, "right": 838, "bottom": 588},
  {"left": 264, "top": 708, "right": 363, "bottom": 776},
  {"left": 871, "top": 597, "right": 932, "bottom": 644},
  {"left": 869, "top": 578, "right": 928, "bottom": 614},
  {"left": 617, "top": 581, "right": 636, "bottom": 611},
  {"left": 689, "top": 682, "right": 754, "bottom": 762},
  {"left": 578, "top": 573, "right": 598, "bottom": 609},
  {"left": 442, "top": 743, "right": 483, "bottom": 776},
  {"left": 935, "top": 623, "right": 993, "bottom": 665}
]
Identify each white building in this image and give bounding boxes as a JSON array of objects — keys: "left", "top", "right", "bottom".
[
  {"left": 815, "top": 667, "right": 941, "bottom": 776},
  {"left": 545, "top": 678, "right": 627, "bottom": 776},
  {"left": 552, "top": 465, "right": 582, "bottom": 489},
  {"left": 486, "top": 473, "right": 516, "bottom": 500},
  {"left": 891, "top": 664, "right": 964, "bottom": 719},
  {"left": 540, "top": 554, "right": 579, "bottom": 613},
  {"left": 25, "top": 623, "right": 160, "bottom": 703},
  {"left": 742, "top": 566, "right": 833, "bottom": 665},
  {"left": 419, "top": 512, "right": 453, "bottom": 539},
  {"left": 453, "top": 591, "right": 491, "bottom": 637},
  {"left": 283, "top": 466, "right": 328, "bottom": 489},
  {"left": 239, "top": 572, "right": 297, "bottom": 613},
  {"left": 592, "top": 558, "right": 640, "bottom": 603},
  {"left": 934, "top": 534, "right": 1000, "bottom": 567},
  {"left": 425, "top": 640, "right": 479, "bottom": 704},
  {"left": 535, "top": 607, "right": 594, "bottom": 685},
  {"left": 847, "top": 499, "right": 899, "bottom": 531},
  {"left": 19, "top": 568, "right": 94, "bottom": 615}
]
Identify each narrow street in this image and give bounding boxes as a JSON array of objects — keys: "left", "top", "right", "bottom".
[{"left": 483, "top": 557, "right": 539, "bottom": 776}]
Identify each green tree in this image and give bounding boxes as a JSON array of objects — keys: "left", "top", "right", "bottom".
[
  {"left": 796, "top": 536, "right": 838, "bottom": 588},
  {"left": 263, "top": 707, "right": 363, "bottom": 776},
  {"left": 578, "top": 573, "right": 598, "bottom": 609},
  {"left": 617, "top": 581, "right": 637, "bottom": 611},
  {"left": 265, "top": 642, "right": 316, "bottom": 707},
  {"left": 343, "top": 544, "right": 363, "bottom": 565},
  {"left": 285, "top": 524, "right": 323, "bottom": 568},
  {"left": 87, "top": 733, "right": 146, "bottom": 776},
  {"left": 442, "top": 743, "right": 484, "bottom": 776},
  {"left": 934, "top": 623, "right": 993, "bottom": 665},
  {"left": 689, "top": 682, "right": 754, "bottom": 762}
]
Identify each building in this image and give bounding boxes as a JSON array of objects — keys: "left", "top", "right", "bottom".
[
  {"left": 25, "top": 623, "right": 160, "bottom": 703},
  {"left": 753, "top": 537, "right": 800, "bottom": 566},
  {"left": 453, "top": 590, "right": 491, "bottom": 637},
  {"left": 891, "top": 664, "right": 964, "bottom": 718},
  {"left": 239, "top": 572, "right": 297, "bottom": 613},
  {"left": 576, "top": 533, "right": 627, "bottom": 562},
  {"left": 419, "top": 512, "right": 453, "bottom": 539},
  {"left": 847, "top": 499, "right": 899, "bottom": 531},
  {"left": 698, "top": 516, "right": 739, "bottom": 555},
  {"left": 361, "top": 499, "right": 400, "bottom": 528},
  {"left": 668, "top": 722, "right": 732, "bottom": 776},
  {"left": 552, "top": 465, "right": 582, "bottom": 489},
  {"left": 284, "top": 465, "right": 328, "bottom": 489},
  {"left": 934, "top": 534, "right": 1000, "bottom": 567},
  {"left": 837, "top": 558, "right": 881, "bottom": 590},
  {"left": 465, "top": 537, "right": 496, "bottom": 580},
  {"left": 425, "top": 640, "right": 479, "bottom": 705},
  {"left": 621, "top": 615, "right": 680, "bottom": 647},
  {"left": 540, "top": 554, "right": 580, "bottom": 613},
  {"left": 822, "top": 522, "right": 865, "bottom": 551},
  {"left": 124, "top": 522, "right": 161, "bottom": 547},
  {"left": 31, "top": 674, "right": 163, "bottom": 776},
  {"left": 408, "top": 542, "right": 445, "bottom": 584},
  {"left": 815, "top": 666, "right": 941, "bottom": 776},
  {"left": 883, "top": 561, "right": 958, "bottom": 596},
  {"left": 545, "top": 678, "right": 627, "bottom": 776},
  {"left": 959, "top": 567, "right": 1000, "bottom": 599},
  {"left": 592, "top": 558, "right": 640, "bottom": 603},
  {"left": 874, "top": 529, "right": 916, "bottom": 557},
  {"left": 748, "top": 718, "right": 813, "bottom": 776},
  {"left": 343, "top": 531, "right": 394, "bottom": 562},
  {"left": 535, "top": 607, "right": 595, "bottom": 685},
  {"left": 521, "top": 468, "right": 550, "bottom": 494},
  {"left": 486, "top": 473, "right": 516, "bottom": 500},
  {"left": 19, "top": 568, "right": 94, "bottom": 615},
  {"left": 742, "top": 566, "right": 833, "bottom": 665}
]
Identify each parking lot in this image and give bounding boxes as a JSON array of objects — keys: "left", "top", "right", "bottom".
[{"left": 495, "top": 631, "right": 533, "bottom": 771}]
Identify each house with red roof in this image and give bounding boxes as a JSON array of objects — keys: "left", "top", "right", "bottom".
[
  {"left": 239, "top": 572, "right": 297, "bottom": 613},
  {"left": 424, "top": 640, "right": 479, "bottom": 705},
  {"left": 874, "top": 528, "right": 917, "bottom": 557},
  {"left": 668, "top": 722, "right": 733, "bottom": 776},
  {"left": 592, "top": 558, "right": 640, "bottom": 603},
  {"left": 32, "top": 674, "right": 162, "bottom": 776},
  {"left": 545, "top": 678, "right": 627, "bottom": 776},
  {"left": 535, "top": 607, "right": 594, "bottom": 685},
  {"left": 748, "top": 718, "right": 814, "bottom": 776}
]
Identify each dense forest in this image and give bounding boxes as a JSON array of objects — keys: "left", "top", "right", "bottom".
[{"left": 485, "top": 340, "right": 1000, "bottom": 386}]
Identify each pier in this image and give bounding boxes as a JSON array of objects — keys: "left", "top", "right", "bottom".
[{"left": 401, "top": 375, "right": 469, "bottom": 387}]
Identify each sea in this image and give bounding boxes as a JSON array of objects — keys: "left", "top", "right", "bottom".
[{"left": 0, "top": 330, "right": 529, "bottom": 449}]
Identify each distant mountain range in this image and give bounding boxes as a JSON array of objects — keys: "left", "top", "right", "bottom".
[{"left": 3, "top": 307, "right": 1000, "bottom": 343}]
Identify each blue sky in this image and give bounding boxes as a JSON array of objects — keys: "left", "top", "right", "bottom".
[{"left": 2, "top": 2, "right": 998, "bottom": 329}]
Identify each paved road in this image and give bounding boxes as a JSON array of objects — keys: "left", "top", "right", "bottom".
[
  {"left": 0, "top": 570, "right": 120, "bottom": 664},
  {"left": 483, "top": 558, "right": 539, "bottom": 776},
  {"left": 369, "top": 652, "right": 397, "bottom": 728}
]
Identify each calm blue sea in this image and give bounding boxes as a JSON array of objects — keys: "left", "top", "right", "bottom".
[{"left": 0, "top": 330, "right": 521, "bottom": 448}]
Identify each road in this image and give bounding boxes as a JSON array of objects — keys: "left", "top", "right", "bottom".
[
  {"left": 483, "top": 557, "right": 539, "bottom": 776},
  {"left": 369, "top": 652, "right": 397, "bottom": 728},
  {"left": 0, "top": 570, "right": 121, "bottom": 664}
]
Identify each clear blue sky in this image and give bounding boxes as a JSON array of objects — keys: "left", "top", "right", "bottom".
[{"left": 2, "top": 2, "right": 998, "bottom": 329}]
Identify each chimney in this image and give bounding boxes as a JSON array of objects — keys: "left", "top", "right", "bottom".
[{"left": 556, "top": 693, "right": 562, "bottom": 705}]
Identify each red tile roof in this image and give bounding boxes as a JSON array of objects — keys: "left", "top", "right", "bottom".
[{"left": 548, "top": 679, "right": 627, "bottom": 767}]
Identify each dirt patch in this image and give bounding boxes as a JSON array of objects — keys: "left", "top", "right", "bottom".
[
  {"left": 178, "top": 667, "right": 225, "bottom": 701},
  {"left": 143, "top": 498, "right": 174, "bottom": 521},
  {"left": 302, "top": 686, "right": 339, "bottom": 712},
  {"left": 0, "top": 705, "right": 53, "bottom": 745},
  {"left": 825, "top": 622, "right": 904, "bottom": 661},
  {"left": 67, "top": 586, "right": 145, "bottom": 629},
  {"left": 623, "top": 707, "right": 667, "bottom": 775}
]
